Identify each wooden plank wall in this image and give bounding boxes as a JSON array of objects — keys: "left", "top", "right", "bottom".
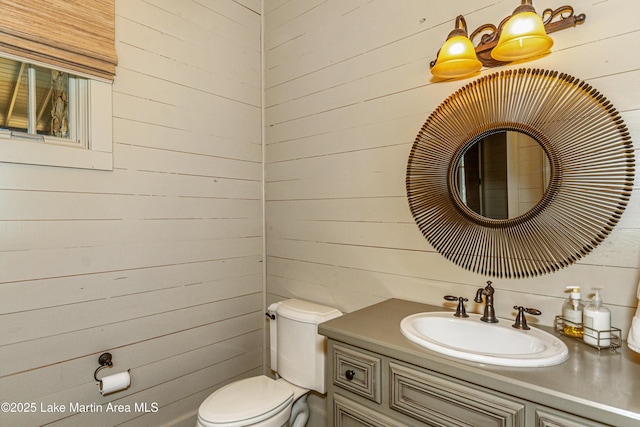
[
  {"left": 265, "top": 0, "right": 640, "bottom": 340},
  {"left": 2, "top": 1, "right": 639, "bottom": 426},
  {"left": 0, "top": 0, "right": 263, "bottom": 426}
]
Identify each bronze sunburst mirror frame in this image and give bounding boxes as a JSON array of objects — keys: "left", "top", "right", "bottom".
[{"left": 406, "top": 68, "right": 635, "bottom": 278}]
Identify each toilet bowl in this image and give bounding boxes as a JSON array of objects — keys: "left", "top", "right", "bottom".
[
  {"left": 196, "top": 299, "right": 342, "bottom": 427},
  {"left": 197, "top": 376, "right": 301, "bottom": 427}
]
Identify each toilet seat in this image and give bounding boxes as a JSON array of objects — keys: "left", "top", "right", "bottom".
[{"left": 198, "top": 376, "right": 294, "bottom": 427}]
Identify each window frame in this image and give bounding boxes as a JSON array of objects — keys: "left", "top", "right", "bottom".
[{"left": 0, "top": 54, "right": 113, "bottom": 171}]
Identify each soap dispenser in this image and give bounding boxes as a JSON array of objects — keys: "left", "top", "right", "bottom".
[
  {"left": 563, "top": 286, "right": 584, "bottom": 338},
  {"left": 583, "top": 288, "right": 611, "bottom": 347}
]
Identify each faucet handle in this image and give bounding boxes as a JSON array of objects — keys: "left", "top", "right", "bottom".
[
  {"left": 444, "top": 295, "right": 469, "bottom": 318},
  {"left": 512, "top": 306, "right": 541, "bottom": 330}
]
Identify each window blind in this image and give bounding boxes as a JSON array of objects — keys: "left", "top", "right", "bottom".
[{"left": 0, "top": 0, "right": 117, "bottom": 80}]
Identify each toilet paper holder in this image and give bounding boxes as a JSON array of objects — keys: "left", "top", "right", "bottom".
[
  {"left": 94, "top": 353, "right": 132, "bottom": 395},
  {"left": 94, "top": 353, "right": 114, "bottom": 381}
]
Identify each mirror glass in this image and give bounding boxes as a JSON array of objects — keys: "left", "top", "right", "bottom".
[{"left": 453, "top": 131, "right": 550, "bottom": 219}]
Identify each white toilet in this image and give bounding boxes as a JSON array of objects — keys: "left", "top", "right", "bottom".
[{"left": 196, "top": 299, "right": 342, "bottom": 427}]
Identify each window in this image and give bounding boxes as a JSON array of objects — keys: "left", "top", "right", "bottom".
[
  {"left": 2, "top": 58, "right": 83, "bottom": 145},
  {"left": 0, "top": 0, "right": 116, "bottom": 170},
  {"left": 0, "top": 55, "right": 113, "bottom": 170}
]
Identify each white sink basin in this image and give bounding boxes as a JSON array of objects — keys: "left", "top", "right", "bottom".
[{"left": 400, "top": 312, "right": 569, "bottom": 367}]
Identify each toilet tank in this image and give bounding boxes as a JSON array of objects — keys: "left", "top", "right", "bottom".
[{"left": 270, "top": 299, "right": 342, "bottom": 393}]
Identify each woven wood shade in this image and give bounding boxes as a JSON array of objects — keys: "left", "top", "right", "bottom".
[
  {"left": 406, "top": 68, "right": 635, "bottom": 278},
  {"left": 0, "top": 0, "right": 117, "bottom": 80}
]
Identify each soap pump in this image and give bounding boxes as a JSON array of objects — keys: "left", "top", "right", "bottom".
[
  {"left": 583, "top": 288, "right": 611, "bottom": 347},
  {"left": 562, "top": 286, "right": 584, "bottom": 338}
]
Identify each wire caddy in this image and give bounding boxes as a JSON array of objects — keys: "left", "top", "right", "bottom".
[{"left": 555, "top": 316, "right": 621, "bottom": 351}]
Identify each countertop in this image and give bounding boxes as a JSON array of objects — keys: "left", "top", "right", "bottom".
[{"left": 319, "top": 298, "right": 640, "bottom": 426}]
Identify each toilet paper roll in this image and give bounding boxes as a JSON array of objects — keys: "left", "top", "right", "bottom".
[{"left": 99, "top": 371, "right": 131, "bottom": 395}]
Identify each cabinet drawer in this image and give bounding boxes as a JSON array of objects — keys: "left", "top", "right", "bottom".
[
  {"left": 334, "top": 394, "right": 404, "bottom": 427},
  {"left": 333, "top": 343, "right": 381, "bottom": 403},
  {"left": 390, "top": 362, "right": 525, "bottom": 427}
]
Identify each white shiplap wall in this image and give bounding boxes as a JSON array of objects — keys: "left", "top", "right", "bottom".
[
  {"left": 265, "top": 0, "right": 640, "bottom": 338},
  {"left": 2, "top": 0, "right": 639, "bottom": 426},
  {"left": 0, "top": 1, "right": 262, "bottom": 426}
]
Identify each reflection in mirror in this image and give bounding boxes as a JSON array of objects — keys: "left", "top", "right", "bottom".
[{"left": 454, "top": 131, "right": 550, "bottom": 219}]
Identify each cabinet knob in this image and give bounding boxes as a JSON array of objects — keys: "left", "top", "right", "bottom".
[{"left": 345, "top": 370, "right": 355, "bottom": 381}]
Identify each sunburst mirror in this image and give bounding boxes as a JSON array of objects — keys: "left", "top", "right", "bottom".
[{"left": 407, "top": 68, "right": 635, "bottom": 278}]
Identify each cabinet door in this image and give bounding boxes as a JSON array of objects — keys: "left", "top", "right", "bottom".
[
  {"left": 334, "top": 394, "right": 406, "bottom": 427},
  {"left": 390, "top": 362, "right": 525, "bottom": 427},
  {"left": 535, "top": 407, "right": 611, "bottom": 427}
]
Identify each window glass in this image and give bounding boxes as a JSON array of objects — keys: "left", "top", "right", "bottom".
[
  {"left": 0, "top": 57, "right": 27, "bottom": 132},
  {"left": 0, "top": 58, "right": 70, "bottom": 138},
  {"left": 39, "top": 66, "right": 69, "bottom": 138}
]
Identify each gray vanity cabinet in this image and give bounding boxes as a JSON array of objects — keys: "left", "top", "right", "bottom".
[
  {"left": 329, "top": 340, "right": 527, "bottom": 427},
  {"left": 327, "top": 339, "right": 612, "bottom": 427}
]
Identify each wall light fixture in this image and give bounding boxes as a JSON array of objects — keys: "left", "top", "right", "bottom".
[{"left": 430, "top": 1, "right": 586, "bottom": 79}]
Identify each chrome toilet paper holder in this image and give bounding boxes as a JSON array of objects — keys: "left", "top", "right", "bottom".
[{"left": 94, "top": 352, "right": 114, "bottom": 381}]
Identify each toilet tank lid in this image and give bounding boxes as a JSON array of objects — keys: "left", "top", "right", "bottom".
[{"left": 277, "top": 299, "right": 342, "bottom": 324}]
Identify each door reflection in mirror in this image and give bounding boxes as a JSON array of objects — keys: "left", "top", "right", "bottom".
[{"left": 455, "top": 131, "right": 550, "bottom": 220}]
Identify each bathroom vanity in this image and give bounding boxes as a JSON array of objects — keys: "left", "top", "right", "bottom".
[{"left": 318, "top": 299, "right": 640, "bottom": 427}]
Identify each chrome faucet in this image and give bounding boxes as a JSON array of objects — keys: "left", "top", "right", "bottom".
[{"left": 474, "top": 281, "right": 498, "bottom": 323}]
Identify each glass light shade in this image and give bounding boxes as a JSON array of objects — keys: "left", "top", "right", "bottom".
[
  {"left": 491, "top": 11, "right": 553, "bottom": 62},
  {"left": 431, "top": 35, "right": 482, "bottom": 79}
]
